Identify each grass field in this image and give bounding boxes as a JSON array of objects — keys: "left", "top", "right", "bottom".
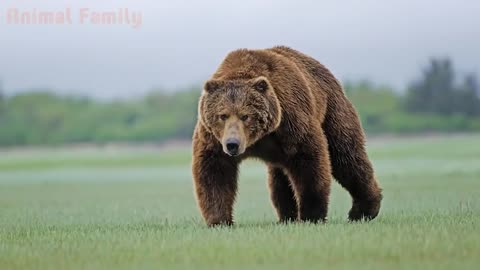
[{"left": 1, "top": 135, "right": 479, "bottom": 269}]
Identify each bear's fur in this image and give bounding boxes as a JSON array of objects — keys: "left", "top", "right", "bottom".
[{"left": 192, "top": 46, "right": 382, "bottom": 226}]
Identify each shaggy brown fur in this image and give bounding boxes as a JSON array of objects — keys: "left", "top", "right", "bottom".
[{"left": 192, "top": 46, "right": 382, "bottom": 226}]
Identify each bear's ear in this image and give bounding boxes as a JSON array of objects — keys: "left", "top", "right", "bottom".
[
  {"left": 204, "top": 80, "right": 223, "bottom": 93},
  {"left": 252, "top": 77, "right": 269, "bottom": 93}
]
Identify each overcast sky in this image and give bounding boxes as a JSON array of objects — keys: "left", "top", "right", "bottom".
[{"left": 0, "top": 0, "right": 479, "bottom": 98}]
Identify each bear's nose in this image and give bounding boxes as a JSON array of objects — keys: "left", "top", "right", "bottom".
[{"left": 226, "top": 138, "right": 240, "bottom": 155}]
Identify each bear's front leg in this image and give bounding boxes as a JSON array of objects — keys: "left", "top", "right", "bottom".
[
  {"left": 285, "top": 131, "right": 332, "bottom": 223},
  {"left": 192, "top": 141, "right": 239, "bottom": 227}
]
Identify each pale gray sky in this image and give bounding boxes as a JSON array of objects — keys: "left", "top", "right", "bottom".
[{"left": 0, "top": 0, "right": 479, "bottom": 98}]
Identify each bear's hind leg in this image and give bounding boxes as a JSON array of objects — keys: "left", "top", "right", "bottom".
[
  {"left": 323, "top": 98, "right": 382, "bottom": 221},
  {"left": 268, "top": 166, "right": 298, "bottom": 222}
]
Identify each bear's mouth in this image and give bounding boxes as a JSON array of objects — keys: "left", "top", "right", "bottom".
[
  {"left": 223, "top": 147, "right": 244, "bottom": 157},
  {"left": 226, "top": 151, "right": 239, "bottom": 157}
]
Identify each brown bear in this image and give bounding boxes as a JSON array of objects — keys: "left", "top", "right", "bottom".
[{"left": 192, "top": 46, "right": 382, "bottom": 226}]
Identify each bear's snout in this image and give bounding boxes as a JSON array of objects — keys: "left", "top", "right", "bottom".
[
  {"left": 221, "top": 118, "right": 247, "bottom": 156},
  {"left": 225, "top": 138, "right": 240, "bottom": 156}
]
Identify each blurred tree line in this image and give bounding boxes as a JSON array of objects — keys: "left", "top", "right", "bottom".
[
  {"left": 0, "top": 58, "right": 479, "bottom": 146},
  {"left": 0, "top": 89, "right": 199, "bottom": 146}
]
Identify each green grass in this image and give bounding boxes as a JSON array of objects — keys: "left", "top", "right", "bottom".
[{"left": 1, "top": 135, "right": 479, "bottom": 269}]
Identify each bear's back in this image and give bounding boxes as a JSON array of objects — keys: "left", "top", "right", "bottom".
[{"left": 267, "top": 46, "right": 343, "bottom": 97}]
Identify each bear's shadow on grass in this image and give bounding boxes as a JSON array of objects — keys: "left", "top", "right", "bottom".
[
  {"left": 194, "top": 217, "right": 381, "bottom": 230},
  {"left": 78, "top": 215, "right": 393, "bottom": 233}
]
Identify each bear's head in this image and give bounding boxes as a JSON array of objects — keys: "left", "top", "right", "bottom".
[{"left": 199, "top": 76, "right": 282, "bottom": 156}]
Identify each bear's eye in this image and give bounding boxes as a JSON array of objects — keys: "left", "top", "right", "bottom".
[
  {"left": 240, "top": 115, "right": 249, "bottom": 121},
  {"left": 219, "top": 114, "right": 229, "bottom": 121}
]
